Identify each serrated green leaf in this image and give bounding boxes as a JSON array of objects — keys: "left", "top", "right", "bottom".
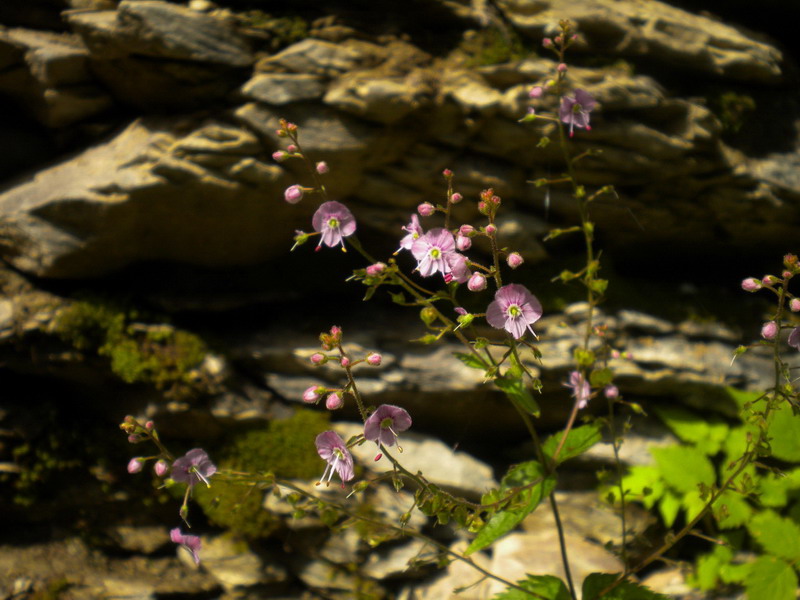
[
  {"left": 719, "top": 560, "right": 750, "bottom": 584},
  {"left": 747, "top": 510, "right": 800, "bottom": 561},
  {"left": 767, "top": 401, "right": 800, "bottom": 461},
  {"left": 759, "top": 468, "right": 800, "bottom": 507},
  {"left": 652, "top": 406, "right": 729, "bottom": 455},
  {"left": 495, "top": 375, "right": 540, "bottom": 417},
  {"left": 613, "top": 465, "right": 665, "bottom": 509},
  {"left": 466, "top": 461, "right": 555, "bottom": 555},
  {"left": 744, "top": 556, "right": 797, "bottom": 600},
  {"left": 713, "top": 490, "right": 752, "bottom": 529},
  {"left": 589, "top": 368, "right": 614, "bottom": 388},
  {"left": 454, "top": 352, "right": 488, "bottom": 371},
  {"left": 681, "top": 489, "right": 706, "bottom": 522},
  {"left": 492, "top": 574, "right": 570, "bottom": 600},
  {"left": 582, "top": 573, "right": 668, "bottom": 600},
  {"left": 659, "top": 490, "right": 681, "bottom": 527},
  {"left": 690, "top": 544, "right": 733, "bottom": 591},
  {"left": 652, "top": 445, "right": 715, "bottom": 494},
  {"left": 542, "top": 424, "right": 602, "bottom": 465}
]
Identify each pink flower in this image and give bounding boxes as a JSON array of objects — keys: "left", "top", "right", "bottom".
[
  {"left": 316, "top": 161, "right": 329, "bottom": 174},
  {"left": 565, "top": 371, "right": 591, "bottom": 409},
  {"left": 486, "top": 284, "right": 543, "bottom": 339},
  {"left": 399, "top": 214, "right": 424, "bottom": 252},
  {"left": 364, "top": 404, "right": 412, "bottom": 449},
  {"left": 559, "top": 89, "right": 596, "bottom": 137},
  {"left": 411, "top": 228, "right": 464, "bottom": 280},
  {"left": 171, "top": 449, "right": 216, "bottom": 488},
  {"left": 604, "top": 385, "right": 619, "bottom": 400},
  {"left": 170, "top": 528, "right": 202, "bottom": 565},
  {"left": 762, "top": 321, "right": 778, "bottom": 340},
  {"left": 312, "top": 201, "right": 356, "bottom": 250},
  {"left": 315, "top": 431, "right": 354, "bottom": 485},
  {"left": 284, "top": 184, "right": 303, "bottom": 204},
  {"left": 789, "top": 327, "right": 800, "bottom": 350},
  {"left": 445, "top": 252, "right": 471, "bottom": 283},
  {"left": 468, "top": 272, "right": 487, "bottom": 292},
  {"left": 529, "top": 86, "right": 544, "bottom": 99}
]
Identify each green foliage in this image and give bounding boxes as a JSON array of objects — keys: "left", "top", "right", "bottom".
[
  {"left": 542, "top": 423, "right": 602, "bottom": 465},
  {"left": 495, "top": 375, "right": 540, "bottom": 418},
  {"left": 460, "top": 26, "right": 530, "bottom": 67},
  {"left": 709, "top": 91, "right": 756, "bottom": 133},
  {"left": 493, "top": 575, "right": 570, "bottom": 600},
  {"left": 745, "top": 557, "right": 797, "bottom": 600},
  {"left": 466, "top": 461, "right": 556, "bottom": 555},
  {"left": 582, "top": 573, "right": 667, "bottom": 600},
  {"left": 239, "top": 11, "right": 308, "bottom": 50},
  {"left": 193, "top": 409, "right": 330, "bottom": 538},
  {"left": 55, "top": 297, "right": 209, "bottom": 399}
]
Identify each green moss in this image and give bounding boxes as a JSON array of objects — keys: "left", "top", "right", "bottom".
[
  {"left": 461, "top": 26, "right": 530, "bottom": 67},
  {"left": 54, "top": 297, "right": 209, "bottom": 399},
  {"left": 240, "top": 11, "right": 308, "bottom": 50},
  {"left": 193, "top": 409, "right": 331, "bottom": 538},
  {"left": 709, "top": 91, "right": 756, "bottom": 133}
]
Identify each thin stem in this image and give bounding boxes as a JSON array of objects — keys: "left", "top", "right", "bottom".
[{"left": 550, "top": 493, "right": 577, "bottom": 600}]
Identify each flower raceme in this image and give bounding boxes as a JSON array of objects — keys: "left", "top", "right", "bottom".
[
  {"left": 559, "top": 88, "right": 596, "bottom": 137},
  {"left": 312, "top": 201, "right": 356, "bottom": 251},
  {"left": 315, "top": 430, "right": 355, "bottom": 486},
  {"left": 486, "top": 284, "right": 543, "bottom": 339},
  {"left": 171, "top": 448, "right": 217, "bottom": 488}
]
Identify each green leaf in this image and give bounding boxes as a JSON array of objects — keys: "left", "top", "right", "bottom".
[
  {"left": 612, "top": 465, "right": 665, "bottom": 509},
  {"left": 492, "top": 575, "right": 570, "bottom": 600},
  {"left": 542, "top": 424, "right": 602, "bottom": 465},
  {"left": 582, "top": 573, "right": 668, "bottom": 600},
  {"left": 389, "top": 291, "right": 406, "bottom": 304},
  {"left": 495, "top": 375, "right": 540, "bottom": 418},
  {"left": 651, "top": 445, "right": 715, "bottom": 494},
  {"left": 713, "top": 490, "right": 752, "bottom": 529},
  {"left": 589, "top": 368, "right": 614, "bottom": 388},
  {"left": 454, "top": 352, "right": 488, "bottom": 371},
  {"left": 690, "top": 544, "right": 733, "bottom": 590},
  {"left": 652, "top": 406, "right": 729, "bottom": 455},
  {"left": 681, "top": 489, "right": 706, "bottom": 522},
  {"left": 758, "top": 468, "right": 800, "bottom": 507},
  {"left": 744, "top": 556, "right": 797, "bottom": 600},
  {"left": 725, "top": 386, "right": 765, "bottom": 410},
  {"left": 768, "top": 401, "right": 800, "bottom": 461},
  {"left": 747, "top": 510, "right": 800, "bottom": 561},
  {"left": 658, "top": 490, "right": 681, "bottom": 528},
  {"left": 465, "top": 461, "right": 555, "bottom": 555}
]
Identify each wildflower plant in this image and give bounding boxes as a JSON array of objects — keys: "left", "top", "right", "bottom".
[{"left": 116, "top": 19, "right": 800, "bottom": 600}]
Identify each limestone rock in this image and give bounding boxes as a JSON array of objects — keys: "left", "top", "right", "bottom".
[
  {"left": 362, "top": 538, "right": 435, "bottom": 580},
  {"left": 241, "top": 73, "right": 326, "bottom": 105},
  {"left": 259, "top": 38, "right": 371, "bottom": 75},
  {"left": 497, "top": 0, "right": 782, "bottom": 82},
  {"left": 399, "top": 540, "right": 493, "bottom": 600}
]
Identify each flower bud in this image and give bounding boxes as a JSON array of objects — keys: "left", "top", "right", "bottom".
[
  {"left": 284, "top": 185, "right": 303, "bottom": 204},
  {"left": 459, "top": 224, "right": 474, "bottom": 236},
  {"left": 450, "top": 192, "right": 463, "bottom": 204},
  {"left": 154, "top": 460, "right": 169, "bottom": 477},
  {"left": 542, "top": 37, "right": 552, "bottom": 48},
  {"left": 303, "top": 386, "right": 323, "bottom": 404},
  {"left": 790, "top": 298, "right": 800, "bottom": 312},
  {"left": 272, "top": 150, "right": 288, "bottom": 162},
  {"left": 604, "top": 385, "right": 619, "bottom": 400},
  {"left": 554, "top": 35, "right": 563, "bottom": 44},
  {"left": 340, "top": 357, "right": 351, "bottom": 368},
  {"left": 529, "top": 86, "right": 544, "bottom": 99},
  {"left": 784, "top": 271, "right": 792, "bottom": 279},
  {"left": 310, "top": 353, "right": 326, "bottom": 365},
  {"left": 366, "top": 262, "right": 386, "bottom": 276},
  {"left": 316, "top": 161, "right": 329, "bottom": 174},
  {"left": 325, "top": 393, "right": 343, "bottom": 410},
  {"left": 442, "top": 168, "right": 453, "bottom": 178},
  {"left": 467, "top": 272, "right": 487, "bottom": 292},
  {"left": 485, "top": 224, "right": 497, "bottom": 236},
  {"left": 762, "top": 321, "right": 778, "bottom": 340},
  {"left": 741, "top": 278, "right": 761, "bottom": 292},
  {"left": 557, "top": 63, "right": 568, "bottom": 73},
  {"left": 507, "top": 252, "right": 524, "bottom": 269},
  {"left": 286, "top": 144, "right": 298, "bottom": 153},
  {"left": 456, "top": 234, "right": 472, "bottom": 251},
  {"left": 127, "top": 458, "right": 143, "bottom": 474},
  {"left": 417, "top": 202, "right": 435, "bottom": 217},
  {"left": 367, "top": 353, "right": 382, "bottom": 366},
  {"left": 762, "top": 275, "right": 778, "bottom": 286},
  {"left": 127, "top": 434, "right": 141, "bottom": 444},
  {"left": 145, "top": 421, "right": 154, "bottom": 431}
]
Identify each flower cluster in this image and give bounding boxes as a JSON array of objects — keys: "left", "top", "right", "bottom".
[{"left": 743, "top": 254, "right": 800, "bottom": 349}]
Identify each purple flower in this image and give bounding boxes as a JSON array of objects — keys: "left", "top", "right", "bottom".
[
  {"left": 170, "top": 528, "right": 202, "bottom": 565},
  {"left": 486, "top": 284, "right": 543, "bottom": 339},
  {"left": 171, "top": 449, "right": 216, "bottom": 488},
  {"left": 312, "top": 201, "right": 356, "bottom": 250},
  {"left": 315, "top": 431, "right": 354, "bottom": 485},
  {"left": 789, "top": 327, "right": 800, "bottom": 350},
  {"left": 411, "top": 228, "right": 467, "bottom": 281},
  {"left": 559, "top": 89, "right": 596, "bottom": 137},
  {"left": 398, "top": 214, "right": 424, "bottom": 252},
  {"left": 364, "top": 404, "right": 412, "bottom": 448},
  {"left": 565, "top": 371, "right": 591, "bottom": 409}
]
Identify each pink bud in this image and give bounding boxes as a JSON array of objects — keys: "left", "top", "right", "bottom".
[
  {"left": 145, "top": 421, "right": 154, "bottom": 430},
  {"left": 127, "top": 434, "right": 141, "bottom": 444},
  {"left": 450, "top": 192, "right": 463, "bottom": 204},
  {"left": 557, "top": 63, "right": 568, "bottom": 73},
  {"left": 303, "top": 385, "right": 322, "bottom": 403},
  {"left": 507, "top": 252, "right": 524, "bottom": 269},
  {"left": 611, "top": 350, "right": 621, "bottom": 359},
  {"left": 272, "top": 150, "right": 287, "bottom": 162},
  {"left": 741, "top": 278, "right": 762, "bottom": 292},
  {"left": 316, "top": 161, "right": 329, "bottom": 174},
  {"left": 762, "top": 275, "right": 777, "bottom": 285},
  {"left": 127, "top": 458, "right": 143, "bottom": 474},
  {"left": 485, "top": 224, "right": 497, "bottom": 236},
  {"left": 456, "top": 234, "right": 472, "bottom": 251},
  {"left": 554, "top": 35, "right": 563, "bottom": 44},
  {"left": 286, "top": 144, "right": 298, "bottom": 153},
  {"left": 330, "top": 326, "right": 342, "bottom": 339},
  {"left": 310, "top": 353, "right": 326, "bottom": 365},
  {"left": 604, "top": 385, "right": 619, "bottom": 400},
  {"left": 790, "top": 298, "right": 800, "bottom": 312},
  {"left": 571, "top": 34, "right": 578, "bottom": 41},
  {"left": 417, "top": 202, "right": 435, "bottom": 217},
  {"left": 154, "top": 460, "right": 169, "bottom": 477},
  {"left": 529, "top": 86, "right": 544, "bottom": 99},
  {"left": 325, "top": 393, "right": 343, "bottom": 410},
  {"left": 284, "top": 185, "right": 303, "bottom": 204},
  {"left": 467, "top": 272, "right": 487, "bottom": 292},
  {"left": 784, "top": 270, "right": 792, "bottom": 279},
  {"left": 367, "top": 353, "right": 382, "bottom": 366},
  {"left": 459, "top": 224, "right": 474, "bottom": 236},
  {"left": 542, "top": 38, "right": 552, "bottom": 48},
  {"left": 762, "top": 321, "right": 778, "bottom": 340},
  {"left": 340, "top": 357, "right": 351, "bottom": 368},
  {"left": 478, "top": 201, "right": 488, "bottom": 214},
  {"left": 442, "top": 168, "right": 453, "bottom": 177},
  {"left": 366, "top": 262, "right": 386, "bottom": 276}
]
